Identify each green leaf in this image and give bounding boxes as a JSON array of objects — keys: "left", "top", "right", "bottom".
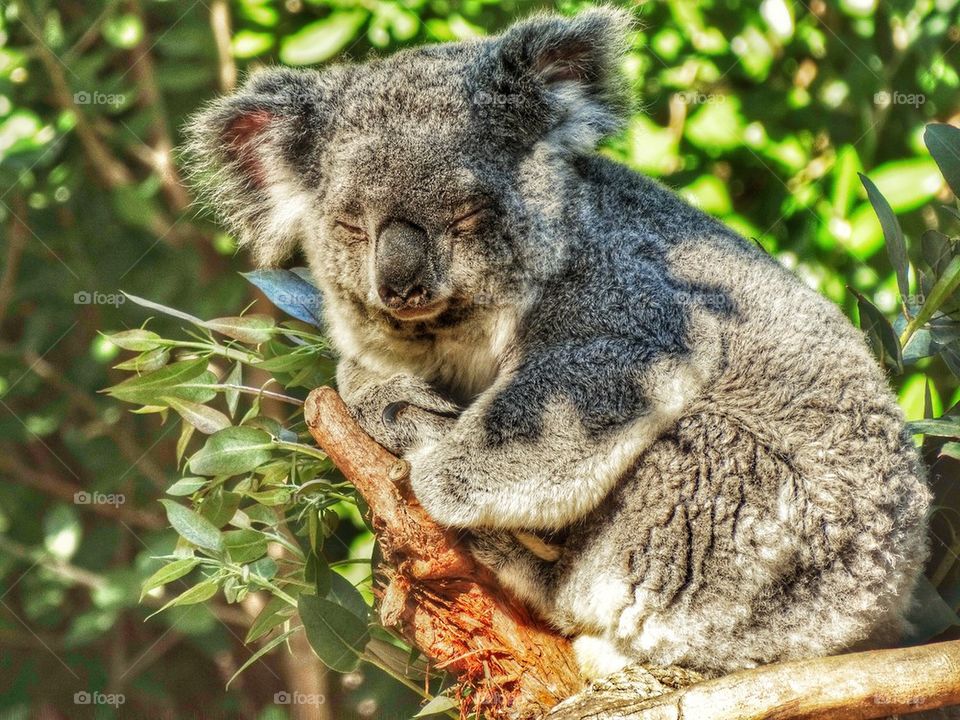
[
  {"left": 245, "top": 595, "right": 294, "bottom": 643},
  {"left": 224, "top": 362, "right": 242, "bottom": 417},
  {"left": 166, "top": 477, "right": 207, "bottom": 496},
  {"left": 280, "top": 10, "right": 368, "bottom": 65},
  {"left": 163, "top": 396, "right": 232, "bottom": 434},
  {"left": 159, "top": 500, "right": 223, "bottom": 552},
  {"left": 107, "top": 329, "right": 163, "bottom": 352},
  {"left": 924, "top": 123, "right": 960, "bottom": 198},
  {"left": 227, "top": 627, "right": 297, "bottom": 688},
  {"left": 327, "top": 572, "right": 369, "bottom": 620},
  {"left": 107, "top": 358, "right": 210, "bottom": 405},
  {"left": 941, "top": 442, "right": 960, "bottom": 460},
  {"left": 908, "top": 417, "right": 960, "bottom": 437},
  {"left": 140, "top": 558, "right": 199, "bottom": 600},
  {"left": 299, "top": 593, "right": 369, "bottom": 673},
  {"left": 851, "top": 288, "right": 903, "bottom": 373},
  {"left": 188, "top": 427, "right": 274, "bottom": 476},
  {"left": 921, "top": 230, "right": 954, "bottom": 278},
  {"left": 113, "top": 346, "right": 170, "bottom": 373},
  {"left": 201, "top": 489, "right": 242, "bottom": 528},
  {"left": 901, "top": 256, "right": 960, "bottom": 349},
  {"left": 859, "top": 173, "right": 909, "bottom": 307},
  {"left": 203, "top": 315, "right": 275, "bottom": 344},
  {"left": 148, "top": 578, "right": 219, "bottom": 618},
  {"left": 176, "top": 421, "right": 195, "bottom": 464},
  {"left": 415, "top": 696, "right": 458, "bottom": 717},
  {"left": 222, "top": 529, "right": 268, "bottom": 563}
]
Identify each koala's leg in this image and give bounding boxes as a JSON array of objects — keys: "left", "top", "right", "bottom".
[
  {"left": 571, "top": 634, "right": 632, "bottom": 681},
  {"left": 468, "top": 530, "right": 558, "bottom": 617},
  {"left": 404, "top": 335, "right": 718, "bottom": 530},
  {"left": 336, "top": 357, "right": 461, "bottom": 455}
]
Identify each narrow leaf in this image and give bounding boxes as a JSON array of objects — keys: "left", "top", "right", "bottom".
[
  {"left": 140, "top": 558, "right": 199, "bottom": 600},
  {"left": 860, "top": 173, "right": 909, "bottom": 307},
  {"left": 242, "top": 269, "right": 324, "bottom": 326},
  {"left": 299, "top": 594, "right": 369, "bottom": 673},
  {"left": 188, "top": 427, "right": 274, "bottom": 476},
  {"left": 159, "top": 499, "right": 223, "bottom": 552},
  {"left": 924, "top": 123, "right": 960, "bottom": 198},
  {"left": 163, "top": 396, "right": 232, "bottom": 435}
]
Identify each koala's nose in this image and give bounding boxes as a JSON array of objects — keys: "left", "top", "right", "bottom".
[
  {"left": 378, "top": 282, "right": 428, "bottom": 308},
  {"left": 375, "top": 220, "right": 433, "bottom": 309}
]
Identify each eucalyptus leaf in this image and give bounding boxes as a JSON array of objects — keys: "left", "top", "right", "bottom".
[
  {"left": 223, "top": 529, "right": 268, "bottom": 563},
  {"left": 163, "top": 396, "right": 232, "bottom": 435},
  {"left": 242, "top": 269, "right": 324, "bottom": 326},
  {"left": 851, "top": 289, "right": 903, "bottom": 373},
  {"left": 189, "top": 427, "right": 274, "bottom": 476},
  {"left": 860, "top": 173, "right": 909, "bottom": 306},
  {"left": 159, "top": 500, "right": 223, "bottom": 552},
  {"left": 140, "top": 558, "right": 199, "bottom": 600},
  {"left": 299, "top": 593, "right": 369, "bottom": 673},
  {"left": 924, "top": 123, "right": 960, "bottom": 198},
  {"left": 245, "top": 595, "right": 294, "bottom": 643}
]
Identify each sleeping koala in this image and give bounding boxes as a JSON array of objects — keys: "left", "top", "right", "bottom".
[{"left": 188, "top": 9, "right": 931, "bottom": 680}]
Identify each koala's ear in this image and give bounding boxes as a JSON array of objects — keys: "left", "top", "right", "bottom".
[
  {"left": 480, "top": 8, "right": 633, "bottom": 150},
  {"left": 185, "top": 68, "right": 337, "bottom": 266}
]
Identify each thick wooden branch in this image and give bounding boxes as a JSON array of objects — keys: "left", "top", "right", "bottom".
[
  {"left": 304, "top": 386, "right": 960, "bottom": 720},
  {"left": 304, "top": 387, "right": 582, "bottom": 719},
  {"left": 547, "top": 641, "right": 960, "bottom": 720}
]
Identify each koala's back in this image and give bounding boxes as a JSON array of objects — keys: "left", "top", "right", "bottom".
[{"left": 544, "top": 158, "right": 930, "bottom": 675}]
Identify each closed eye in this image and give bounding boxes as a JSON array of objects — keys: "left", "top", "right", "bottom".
[
  {"left": 449, "top": 206, "right": 491, "bottom": 234},
  {"left": 335, "top": 220, "right": 368, "bottom": 241}
]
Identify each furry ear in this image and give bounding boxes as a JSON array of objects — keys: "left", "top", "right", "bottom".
[
  {"left": 184, "top": 68, "right": 337, "bottom": 266},
  {"left": 478, "top": 8, "right": 633, "bottom": 151}
]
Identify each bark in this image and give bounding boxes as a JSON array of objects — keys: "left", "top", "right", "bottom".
[{"left": 303, "top": 386, "right": 960, "bottom": 720}]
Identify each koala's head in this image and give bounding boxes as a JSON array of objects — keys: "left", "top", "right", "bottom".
[{"left": 186, "top": 9, "right": 631, "bottom": 332}]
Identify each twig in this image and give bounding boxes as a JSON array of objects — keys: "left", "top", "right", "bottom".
[
  {"left": 210, "top": 0, "right": 237, "bottom": 92},
  {"left": 0, "top": 195, "right": 28, "bottom": 329}
]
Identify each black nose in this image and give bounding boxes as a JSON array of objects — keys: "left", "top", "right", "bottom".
[
  {"left": 378, "top": 282, "right": 428, "bottom": 308},
  {"left": 375, "top": 220, "right": 433, "bottom": 308}
]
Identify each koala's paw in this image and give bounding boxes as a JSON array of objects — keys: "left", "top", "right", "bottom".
[
  {"left": 347, "top": 375, "right": 459, "bottom": 456},
  {"left": 572, "top": 635, "right": 633, "bottom": 682},
  {"left": 468, "top": 530, "right": 522, "bottom": 571}
]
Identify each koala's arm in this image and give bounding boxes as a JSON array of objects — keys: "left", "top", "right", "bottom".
[
  {"left": 406, "top": 324, "right": 721, "bottom": 530},
  {"left": 336, "top": 357, "right": 462, "bottom": 455}
]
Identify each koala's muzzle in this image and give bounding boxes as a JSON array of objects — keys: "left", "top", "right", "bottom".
[{"left": 375, "top": 220, "right": 439, "bottom": 315}]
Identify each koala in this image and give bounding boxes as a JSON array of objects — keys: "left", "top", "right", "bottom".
[{"left": 187, "top": 9, "right": 931, "bottom": 682}]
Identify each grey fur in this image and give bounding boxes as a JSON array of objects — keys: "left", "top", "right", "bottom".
[{"left": 186, "top": 8, "right": 931, "bottom": 680}]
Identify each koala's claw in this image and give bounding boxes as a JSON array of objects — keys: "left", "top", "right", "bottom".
[{"left": 382, "top": 401, "right": 410, "bottom": 425}]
